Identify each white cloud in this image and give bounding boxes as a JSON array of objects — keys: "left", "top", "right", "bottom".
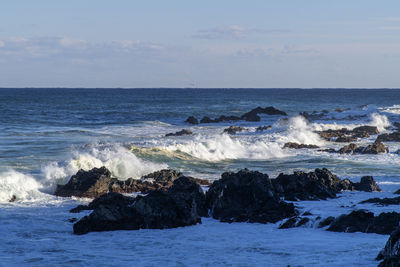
[
  {"left": 193, "top": 25, "right": 286, "bottom": 40},
  {"left": 59, "top": 37, "right": 87, "bottom": 47}
]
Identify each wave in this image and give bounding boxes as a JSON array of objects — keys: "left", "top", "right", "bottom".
[
  {"left": 0, "top": 170, "right": 46, "bottom": 203},
  {"left": 163, "top": 134, "right": 291, "bottom": 161},
  {"left": 379, "top": 105, "right": 400, "bottom": 115}
]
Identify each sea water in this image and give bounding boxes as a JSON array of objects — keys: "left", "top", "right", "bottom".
[{"left": 1, "top": 88, "right": 400, "bottom": 266}]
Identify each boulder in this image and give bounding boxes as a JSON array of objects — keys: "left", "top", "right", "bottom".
[
  {"left": 352, "top": 125, "right": 379, "bottom": 135},
  {"left": 56, "top": 168, "right": 210, "bottom": 198},
  {"left": 318, "top": 126, "right": 379, "bottom": 142},
  {"left": 338, "top": 142, "right": 388, "bottom": 155},
  {"left": 283, "top": 142, "right": 319, "bottom": 149},
  {"left": 327, "top": 210, "right": 400, "bottom": 235},
  {"left": 165, "top": 129, "right": 193, "bottom": 137},
  {"left": 223, "top": 126, "right": 246, "bottom": 134},
  {"left": 376, "top": 132, "right": 400, "bottom": 142},
  {"left": 73, "top": 176, "right": 206, "bottom": 235},
  {"left": 317, "top": 216, "right": 335, "bottom": 228},
  {"left": 272, "top": 168, "right": 381, "bottom": 201},
  {"left": 206, "top": 169, "right": 297, "bottom": 223},
  {"left": 360, "top": 196, "right": 400, "bottom": 206},
  {"left": 185, "top": 116, "right": 198, "bottom": 124},
  {"left": 338, "top": 143, "right": 358, "bottom": 154},
  {"left": 376, "top": 227, "right": 400, "bottom": 266}
]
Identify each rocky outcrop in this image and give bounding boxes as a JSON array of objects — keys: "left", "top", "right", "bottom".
[
  {"left": 200, "top": 115, "right": 241, "bottom": 123},
  {"left": 283, "top": 142, "right": 319, "bottom": 149},
  {"left": 223, "top": 126, "right": 246, "bottom": 134},
  {"left": 206, "top": 169, "right": 297, "bottom": 223},
  {"left": 376, "top": 227, "right": 400, "bottom": 267},
  {"left": 360, "top": 196, "right": 400, "bottom": 206},
  {"left": 70, "top": 192, "right": 135, "bottom": 213},
  {"left": 185, "top": 116, "right": 198, "bottom": 124},
  {"left": 55, "top": 168, "right": 210, "bottom": 198},
  {"left": 338, "top": 141, "right": 389, "bottom": 154},
  {"left": 73, "top": 176, "right": 206, "bottom": 235},
  {"left": 318, "top": 126, "right": 379, "bottom": 142},
  {"left": 165, "top": 129, "right": 193, "bottom": 137},
  {"left": 279, "top": 217, "right": 310, "bottom": 229},
  {"left": 271, "top": 168, "right": 381, "bottom": 201},
  {"left": 376, "top": 132, "right": 400, "bottom": 142},
  {"left": 326, "top": 210, "right": 400, "bottom": 235}
]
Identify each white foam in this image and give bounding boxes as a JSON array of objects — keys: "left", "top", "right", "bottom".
[
  {"left": 42, "top": 144, "right": 168, "bottom": 192},
  {"left": 369, "top": 113, "right": 391, "bottom": 132},
  {"left": 164, "top": 134, "right": 290, "bottom": 161},
  {"left": 379, "top": 104, "right": 400, "bottom": 115},
  {"left": 0, "top": 170, "right": 45, "bottom": 203}
]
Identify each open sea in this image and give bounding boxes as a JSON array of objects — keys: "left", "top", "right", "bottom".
[{"left": 1, "top": 88, "right": 400, "bottom": 266}]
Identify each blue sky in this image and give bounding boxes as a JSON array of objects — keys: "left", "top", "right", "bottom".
[{"left": 1, "top": 0, "right": 400, "bottom": 88}]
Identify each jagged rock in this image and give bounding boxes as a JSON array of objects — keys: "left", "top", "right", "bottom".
[
  {"left": 327, "top": 210, "right": 400, "bottom": 235},
  {"left": 339, "top": 143, "right": 358, "bottom": 154},
  {"left": 223, "top": 126, "right": 246, "bottom": 134},
  {"left": 200, "top": 116, "right": 214, "bottom": 123},
  {"left": 73, "top": 177, "right": 206, "bottom": 235},
  {"left": 256, "top": 125, "right": 271, "bottom": 131},
  {"left": 376, "top": 132, "right": 400, "bottom": 142},
  {"left": 318, "top": 216, "right": 335, "bottom": 228},
  {"left": 165, "top": 129, "right": 193, "bottom": 137},
  {"left": 272, "top": 168, "right": 381, "bottom": 201},
  {"left": 395, "top": 189, "right": 400, "bottom": 194},
  {"left": 56, "top": 168, "right": 210, "bottom": 198},
  {"left": 279, "top": 217, "right": 310, "bottom": 229},
  {"left": 241, "top": 106, "right": 286, "bottom": 122},
  {"left": 362, "top": 141, "right": 389, "bottom": 154},
  {"left": 360, "top": 196, "right": 400, "bottom": 206},
  {"left": 335, "top": 136, "right": 357, "bottom": 143},
  {"left": 215, "top": 115, "right": 241, "bottom": 122},
  {"left": 206, "top": 169, "right": 297, "bottom": 224},
  {"left": 283, "top": 142, "right": 319, "bottom": 149},
  {"left": 376, "top": 227, "right": 400, "bottom": 266},
  {"left": 319, "top": 126, "right": 379, "bottom": 142},
  {"left": 353, "top": 126, "right": 379, "bottom": 135},
  {"left": 353, "top": 176, "right": 382, "bottom": 192},
  {"left": 338, "top": 142, "right": 388, "bottom": 155},
  {"left": 318, "top": 148, "right": 337, "bottom": 153},
  {"left": 70, "top": 205, "right": 92, "bottom": 213},
  {"left": 185, "top": 116, "right": 198, "bottom": 124}
]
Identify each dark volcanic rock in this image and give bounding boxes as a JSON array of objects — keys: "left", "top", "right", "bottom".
[
  {"left": 395, "top": 189, "right": 400, "bottom": 195},
  {"left": 56, "top": 168, "right": 210, "bottom": 198},
  {"left": 338, "top": 142, "right": 388, "bottom": 155},
  {"left": 376, "top": 132, "right": 400, "bottom": 142},
  {"left": 206, "top": 169, "right": 297, "bottom": 223},
  {"left": 319, "top": 126, "right": 379, "bottom": 142},
  {"left": 256, "top": 125, "right": 271, "bottom": 132},
  {"left": 318, "top": 216, "right": 335, "bottom": 228},
  {"left": 279, "top": 217, "right": 310, "bottom": 229},
  {"left": 223, "top": 126, "right": 246, "bottom": 134},
  {"left": 165, "top": 129, "right": 193, "bottom": 137},
  {"left": 185, "top": 116, "right": 198, "bottom": 124},
  {"left": 353, "top": 126, "right": 379, "bottom": 135},
  {"left": 283, "top": 142, "right": 319, "bottom": 149},
  {"left": 272, "top": 168, "right": 381, "bottom": 201},
  {"left": 327, "top": 210, "right": 400, "bottom": 235},
  {"left": 55, "top": 167, "right": 113, "bottom": 198},
  {"left": 335, "top": 136, "right": 357, "bottom": 143},
  {"left": 352, "top": 176, "right": 382, "bottom": 192},
  {"left": 200, "top": 116, "right": 214, "bottom": 123},
  {"left": 241, "top": 106, "right": 286, "bottom": 122},
  {"left": 360, "top": 196, "right": 400, "bottom": 206},
  {"left": 73, "top": 177, "right": 206, "bottom": 235},
  {"left": 377, "top": 227, "right": 400, "bottom": 266}
]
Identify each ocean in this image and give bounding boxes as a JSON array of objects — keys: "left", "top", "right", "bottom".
[{"left": 1, "top": 88, "right": 400, "bottom": 266}]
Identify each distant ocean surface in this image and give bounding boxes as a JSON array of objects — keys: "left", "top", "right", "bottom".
[{"left": 1, "top": 88, "right": 400, "bottom": 266}]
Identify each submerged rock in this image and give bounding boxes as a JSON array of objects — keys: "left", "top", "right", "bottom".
[
  {"left": 56, "top": 168, "right": 210, "bottom": 198},
  {"left": 241, "top": 106, "right": 287, "bottom": 122},
  {"left": 223, "top": 126, "right": 246, "bottom": 134},
  {"left": 327, "top": 210, "right": 400, "bottom": 235},
  {"left": 73, "top": 176, "right": 206, "bottom": 235},
  {"left": 185, "top": 116, "right": 198, "bottom": 124},
  {"left": 376, "top": 227, "right": 400, "bottom": 266},
  {"left": 256, "top": 125, "right": 271, "bottom": 132},
  {"left": 360, "top": 196, "right": 400, "bottom": 206},
  {"left": 206, "top": 169, "right": 297, "bottom": 223},
  {"left": 165, "top": 129, "right": 193, "bottom": 137},
  {"left": 283, "top": 142, "right": 319, "bottom": 149}
]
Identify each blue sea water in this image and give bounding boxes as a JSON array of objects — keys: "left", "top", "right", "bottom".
[{"left": 1, "top": 88, "right": 400, "bottom": 266}]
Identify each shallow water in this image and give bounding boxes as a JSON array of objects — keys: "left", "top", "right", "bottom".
[{"left": 1, "top": 88, "right": 400, "bottom": 265}]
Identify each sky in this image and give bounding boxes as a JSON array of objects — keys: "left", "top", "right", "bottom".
[{"left": 1, "top": 0, "right": 400, "bottom": 88}]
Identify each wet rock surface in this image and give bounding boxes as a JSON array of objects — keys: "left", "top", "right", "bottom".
[
  {"left": 377, "top": 227, "right": 400, "bottom": 267},
  {"left": 73, "top": 176, "right": 206, "bottom": 235},
  {"left": 360, "top": 196, "right": 400, "bottom": 206},
  {"left": 165, "top": 129, "right": 193, "bottom": 137},
  {"left": 206, "top": 169, "right": 297, "bottom": 223},
  {"left": 256, "top": 125, "right": 271, "bottom": 131},
  {"left": 279, "top": 217, "right": 310, "bottom": 229},
  {"left": 318, "top": 126, "right": 379, "bottom": 142},
  {"left": 376, "top": 132, "right": 400, "bottom": 142},
  {"left": 185, "top": 116, "right": 198, "bottom": 124},
  {"left": 271, "top": 168, "right": 381, "bottom": 201},
  {"left": 283, "top": 142, "right": 319, "bottom": 149},
  {"left": 326, "top": 210, "right": 400, "bottom": 235},
  {"left": 56, "top": 168, "right": 210, "bottom": 198},
  {"left": 338, "top": 141, "right": 389, "bottom": 154},
  {"left": 223, "top": 126, "right": 246, "bottom": 134}
]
